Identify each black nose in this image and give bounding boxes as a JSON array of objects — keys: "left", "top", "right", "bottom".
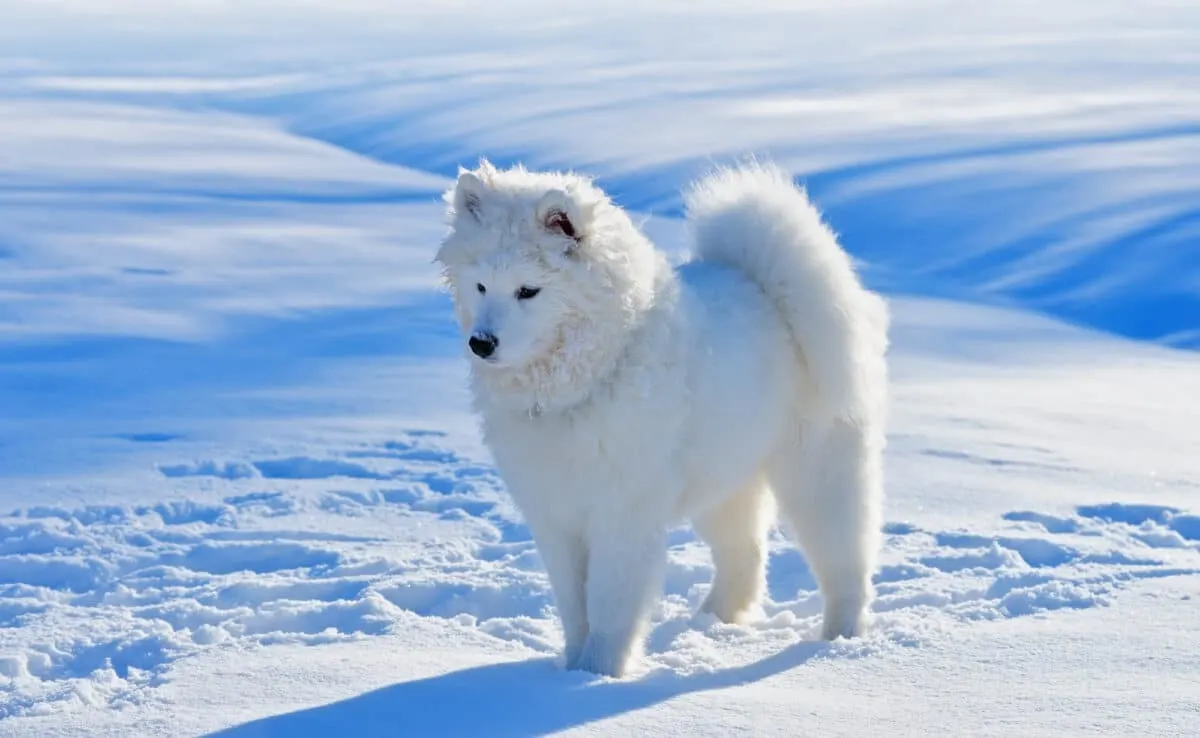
[{"left": 469, "top": 333, "right": 498, "bottom": 359}]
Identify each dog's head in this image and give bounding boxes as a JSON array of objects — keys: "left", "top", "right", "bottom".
[{"left": 434, "top": 159, "right": 660, "bottom": 408}]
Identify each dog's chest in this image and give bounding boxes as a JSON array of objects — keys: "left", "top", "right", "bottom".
[{"left": 484, "top": 401, "right": 679, "bottom": 515}]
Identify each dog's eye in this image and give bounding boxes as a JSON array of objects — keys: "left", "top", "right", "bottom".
[
  {"left": 476, "top": 283, "right": 486, "bottom": 294},
  {"left": 516, "top": 286, "right": 541, "bottom": 300}
]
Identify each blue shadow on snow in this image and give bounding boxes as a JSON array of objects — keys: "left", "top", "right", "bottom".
[{"left": 211, "top": 641, "right": 834, "bottom": 738}]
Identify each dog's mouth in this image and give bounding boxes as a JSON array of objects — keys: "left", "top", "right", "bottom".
[{"left": 469, "top": 349, "right": 509, "bottom": 369}]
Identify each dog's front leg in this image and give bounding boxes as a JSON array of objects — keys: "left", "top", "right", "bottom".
[
  {"left": 571, "top": 518, "right": 665, "bottom": 678},
  {"left": 531, "top": 526, "right": 590, "bottom": 668}
]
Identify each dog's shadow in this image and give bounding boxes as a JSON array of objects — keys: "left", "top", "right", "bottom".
[{"left": 209, "top": 640, "right": 832, "bottom": 737}]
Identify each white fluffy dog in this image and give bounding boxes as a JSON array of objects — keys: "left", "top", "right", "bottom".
[{"left": 435, "top": 159, "right": 889, "bottom": 678}]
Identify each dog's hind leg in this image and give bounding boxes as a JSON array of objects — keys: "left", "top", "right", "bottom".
[
  {"left": 768, "top": 418, "right": 882, "bottom": 640},
  {"left": 691, "top": 478, "right": 774, "bottom": 624}
]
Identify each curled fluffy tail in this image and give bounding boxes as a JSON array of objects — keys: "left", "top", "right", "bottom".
[{"left": 684, "top": 162, "right": 889, "bottom": 424}]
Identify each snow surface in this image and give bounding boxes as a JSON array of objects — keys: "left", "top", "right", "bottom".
[{"left": 1, "top": 1, "right": 1198, "bottom": 735}]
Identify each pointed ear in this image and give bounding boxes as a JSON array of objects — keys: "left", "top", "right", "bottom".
[
  {"left": 536, "top": 189, "right": 583, "bottom": 251},
  {"left": 449, "top": 169, "right": 486, "bottom": 223}
]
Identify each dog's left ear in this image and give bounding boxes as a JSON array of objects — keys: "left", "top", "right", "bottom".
[{"left": 536, "top": 189, "right": 584, "bottom": 252}]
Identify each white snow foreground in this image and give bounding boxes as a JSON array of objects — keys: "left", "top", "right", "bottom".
[{"left": 0, "top": 300, "right": 1197, "bottom": 737}]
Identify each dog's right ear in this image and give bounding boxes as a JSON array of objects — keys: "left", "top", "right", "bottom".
[
  {"left": 449, "top": 169, "right": 487, "bottom": 223},
  {"left": 437, "top": 167, "right": 490, "bottom": 269}
]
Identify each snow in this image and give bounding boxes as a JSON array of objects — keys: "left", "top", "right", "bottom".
[{"left": 1, "top": 0, "right": 1198, "bottom": 735}]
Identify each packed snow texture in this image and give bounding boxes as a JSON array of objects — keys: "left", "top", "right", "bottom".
[{"left": 1, "top": 1, "right": 1198, "bottom": 736}]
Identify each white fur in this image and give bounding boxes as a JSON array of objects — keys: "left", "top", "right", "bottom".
[{"left": 435, "top": 160, "right": 889, "bottom": 678}]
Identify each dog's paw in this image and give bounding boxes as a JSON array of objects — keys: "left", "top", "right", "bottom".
[
  {"left": 568, "top": 633, "right": 630, "bottom": 678},
  {"left": 819, "top": 601, "right": 870, "bottom": 640},
  {"left": 699, "top": 592, "right": 763, "bottom": 625},
  {"left": 563, "top": 638, "right": 587, "bottom": 671}
]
